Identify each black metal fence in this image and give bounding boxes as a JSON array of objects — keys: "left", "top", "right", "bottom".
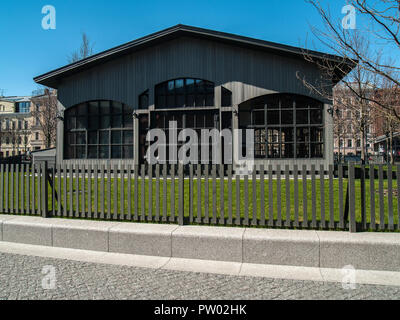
[{"left": 0, "top": 162, "right": 398, "bottom": 232}]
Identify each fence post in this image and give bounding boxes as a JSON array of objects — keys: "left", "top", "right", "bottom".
[
  {"left": 42, "top": 161, "right": 49, "bottom": 218},
  {"left": 348, "top": 163, "right": 357, "bottom": 233},
  {"left": 360, "top": 163, "right": 366, "bottom": 230},
  {"left": 178, "top": 164, "right": 184, "bottom": 226}
]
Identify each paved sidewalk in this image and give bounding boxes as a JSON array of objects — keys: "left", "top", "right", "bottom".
[{"left": 1, "top": 252, "right": 400, "bottom": 300}]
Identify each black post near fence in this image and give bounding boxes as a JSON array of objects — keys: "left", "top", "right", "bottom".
[{"left": 0, "top": 161, "right": 399, "bottom": 233}]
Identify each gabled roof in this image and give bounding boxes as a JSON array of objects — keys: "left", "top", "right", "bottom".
[{"left": 34, "top": 24, "right": 356, "bottom": 88}]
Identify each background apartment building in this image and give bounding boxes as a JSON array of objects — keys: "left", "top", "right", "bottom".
[
  {"left": 0, "top": 95, "right": 49, "bottom": 158},
  {"left": 333, "top": 87, "right": 400, "bottom": 163}
]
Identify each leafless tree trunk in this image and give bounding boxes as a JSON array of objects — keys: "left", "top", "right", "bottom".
[{"left": 31, "top": 89, "right": 58, "bottom": 149}]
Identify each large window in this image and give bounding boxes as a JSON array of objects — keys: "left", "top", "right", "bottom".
[
  {"left": 15, "top": 102, "right": 31, "bottom": 113},
  {"left": 155, "top": 78, "right": 214, "bottom": 109},
  {"left": 239, "top": 94, "right": 324, "bottom": 159},
  {"left": 64, "top": 100, "right": 134, "bottom": 159},
  {"left": 150, "top": 110, "right": 219, "bottom": 163}
]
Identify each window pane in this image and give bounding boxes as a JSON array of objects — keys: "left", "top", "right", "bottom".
[
  {"left": 206, "top": 94, "right": 214, "bottom": 106},
  {"left": 282, "top": 143, "right": 294, "bottom": 158},
  {"left": 111, "top": 131, "right": 122, "bottom": 144},
  {"left": 187, "top": 95, "right": 195, "bottom": 107},
  {"left": 296, "top": 143, "right": 309, "bottom": 158},
  {"left": 196, "top": 80, "right": 205, "bottom": 93},
  {"left": 175, "top": 114, "right": 183, "bottom": 129},
  {"left": 281, "top": 110, "right": 293, "bottom": 124},
  {"left": 89, "top": 101, "right": 98, "bottom": 114},
  {"left": 88, "top": 131, "right": 97, "bottom": 145},
  {"left": 267, "top": 110, "right": 279, "bottom": 125},
  {"left": 186, "top": 79, "right": 195, "bottom": 93},
  {"left": 253, "top": 111, "right": 265, "bottom": 126},
  {"left": 123, "top": 131, "right": 133, "bottom": 144},
  {"left": 310, "top": 109, "right": 322, "bottom": 124},
  {"left": 89, "top": 116, "right": 99, "bottom": 130},
  {"left": 268, "top": 129, "right": 280, "bottom": 143},
  {"left": 99, "top": 131, "right": 109, "bottom": 145},
  {"left": 175, "top": 79, "right": 184, "bottom": 94},
  {"left": 281, "top": 128, "right": 294, "bottom": 142},
  {"left": 112, "top": 146, "right": 122, "bottom": 159},
  {"left": 186, "top": 114, "right": 195, "bottom": 128},
  {"left": 123, "top": 116, "right": 133, "bottom": 128},
  {"left": 296, "top": 110, "right": 308, "bottom": 125},
  {"left": 268, "top": 144, "right": 280, "bottom": 158},
  {"left": 296, "top": 127, "right": 309, "bottom": 143},
  {"left": 123, "top": 146, "right": 134, "bottom": 159},
  {"left": 167, "top": 95, "right": 175, "bottom": 108},
  {"left": 65, "top": 146, "right": 75, "bottom": 159},
  {"left": 205, "top": 114, "right": 214, "bottom": 127},
  {"left": 295, "top": 96, "right": 309, "bottom": 109},
  {"left": 280, "top": 95, "right": 293, "bottom": 109},
  {"left": 195, "top": 95, "right": 205, "bottom": 107},
  {"left": 76, "top": 146, "right": 86, "bottom": 159},
  {"left": 266, "top": 95, "right": 279, "bottom": 109},
  {"left": 66, "top": 132, "right": 75, "bottom": 145},
  {"left": 76, "top": 132, "right": 86, "bottom": 145},
  {"left": 99, "top": 146, "right": 109, "bottom": 159},
  {"left": 176, "top": 95, "right": 185, "bottom": 107},
  {"left": 310, "top": 127, "right": 324, "bottom": 142},
  {"left": 76, "top": 117, "right": 87, "bottom": 129},
  {"left": 196, "top": 114, "right": 204, "bottom": 127},
  {"left": 100, "top": 116, "right": 110, "bottom": 129},
  {"left": 157, "top": 95, "right": 166, "bottom": 108},
  {"left": 311, "top": 143, "right": 324, "bottom": 158},
  {"left": 112, "top": 115, "right": 122, "bottom": 127},
  {"left": 66, "top": 115, "right": 75, "bottom": 129},
  {"left": 167, "top": 81, "right": 175, "bottom": 93},
  {"left": 88, "top": 146, "right": 97, "bottom": 159}
]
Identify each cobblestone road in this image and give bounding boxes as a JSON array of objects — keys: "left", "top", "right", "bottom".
[{"left": 0, "top": 252, "right": 400, "bottom": 300}]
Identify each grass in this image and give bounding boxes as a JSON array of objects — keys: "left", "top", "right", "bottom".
[{"left": 2, "top": 171, "right": 399, "bottom": 230}]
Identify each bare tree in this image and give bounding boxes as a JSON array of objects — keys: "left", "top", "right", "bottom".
[
  {"left": 31, "top": 89, "right": 58, "bottom": 149},
  {"left": 301, "top": 0, "right": 400, "bottom": 123},
  {"left": 299, "top": 30, "right": 378, "bottom": 162},
  {"left": 68, "top": 32, "right": 94, "bottom": 63}
]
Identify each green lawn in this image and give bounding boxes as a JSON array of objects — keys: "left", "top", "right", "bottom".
[{"left": 2, "top": 171, "right": 398, "bottom": 230}]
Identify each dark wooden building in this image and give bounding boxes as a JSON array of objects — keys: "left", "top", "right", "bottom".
[{"left": 34, "top": 24, "right": 354, "bottom": 169}]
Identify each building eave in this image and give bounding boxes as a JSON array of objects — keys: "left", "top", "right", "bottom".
[{"left": 34, "top": 24, "right": 356, "bottom": 88}]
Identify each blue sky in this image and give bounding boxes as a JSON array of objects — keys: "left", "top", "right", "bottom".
[{"left": 0, "top": 0, "right": 382, "bottom": 96}]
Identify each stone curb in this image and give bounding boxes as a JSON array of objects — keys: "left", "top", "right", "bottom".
[{"left": 1, "top": 215, "right": 400, "bottom": 272}]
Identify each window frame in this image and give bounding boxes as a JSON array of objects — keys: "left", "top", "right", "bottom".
[
  {"left": 64, "top": 100, "right": 134, "bottom": 160},
  {"left": 155, "top": 78, "right": 215, "bottom": 109},
  {"left": 239, "top": 94, "right": 324, "bottom": 159}
]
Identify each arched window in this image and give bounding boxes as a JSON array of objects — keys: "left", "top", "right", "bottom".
[
  {"left": 155, "top": 78, "right": 214, "bottom": 109},
  {"left": 239, "top": 94, "right": 324, "bottom": 159},
  {"left": 64, "top": 100, "right": 134, "bottom": 159}
]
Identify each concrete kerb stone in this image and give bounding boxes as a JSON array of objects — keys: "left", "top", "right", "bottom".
[
  {"left": 317, "top": 231, "right": 400, "bottom": 272},
  {"left": 171, "top": 226, "right": 244, "bottom": 262},
  {"left": 2, "top": 216, "right": 53, "bottom": 246},
  {"left": 1, "top": 215, "right": 400, "bottom": 273},
  {"left": 243, "top": 228, "right": 320, "bottom": 267},
  {"left": 51, "top": 219, "right": 120, "bottom": 252},
  {"left": 108, "top": 223, "right": 179, "bottom": 257},
  {"left": 0, "top": 215, "right": 18, "bottom": 241}
]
